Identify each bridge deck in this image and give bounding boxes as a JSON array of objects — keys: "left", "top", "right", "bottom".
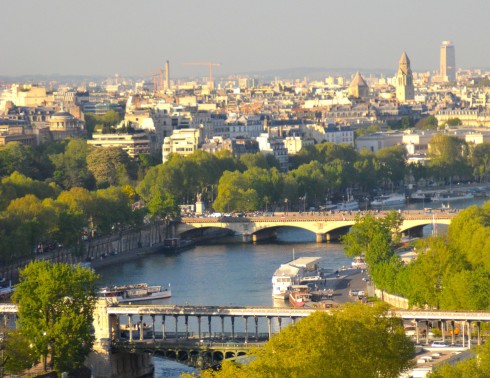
[{"left": 104, "top": 305, "right": 490, "bottom": 321}]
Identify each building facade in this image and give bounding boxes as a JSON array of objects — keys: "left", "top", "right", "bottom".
[
  {"left": 440, "top": 41, "right": 456, "bottom": 82},
  {"left": 88, "top": 131, "right": 150, "bottom": 158},
  {"left": 162, "top": 128, "right": 201, "bottom": 163}
]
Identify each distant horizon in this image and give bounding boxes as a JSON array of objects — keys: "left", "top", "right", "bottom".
[{"left": 1, "top": 64, "right": 489, "bottom": 85}]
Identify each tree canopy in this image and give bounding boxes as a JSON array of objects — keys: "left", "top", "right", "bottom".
[
  {"left": 11, "top": 261, "right": 99, "bottom": 375},
  {"left": 342, "top": 203, "right": 490, "bottom": 310},
  {"left": 184, "top": 303, "right": 414, "bottom": 378}
]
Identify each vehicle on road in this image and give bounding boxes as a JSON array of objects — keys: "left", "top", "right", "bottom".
[{"left": 430, "top": 341, "right": 449, "bottom": 347}]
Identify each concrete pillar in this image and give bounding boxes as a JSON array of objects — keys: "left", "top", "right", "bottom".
[
  {"left": 315, "top": 233, "right": 325, "bottom": 243},
  {"left": 197, "top": 316, "right": 202, "bottom": 340},
  {"left": 139, "top": 315, "right": 144, "bottom": 341},
  {"left": 115, "top": 315, "right": 120, "bottom": 341},
  {"left": 208, "top": 316, "right": 212, "bottom": 338},
  {"left": 267, "top": 317, "right": 272, "bottom": 340},
  {"left": 425, "top": 321, "right": 429, "bottom": 345},
  {"left": 151, "top": 315, "right": 155, "bottom": 341},
  {"left": 415, "top": 320, "right": 419, "bottom": 345},
  {"left": 451, "top": 321, "right": 455, "bottom": 345},
  {"left": 441, "top": 320, "right": 445, "bottom": 342},
  {"left": 278, "top": 317, "right": 282, "bottom": 332},
  {"left": 468, "top": 321, "right": 471, "bottom": 348},
  {"left": 291, "top": 317, "right": 296, "bottom": 326},
  {"left": 462, "top": 321, "right": 465, "bottom": 347},
  {"left": 174, "top": 315, "right": 179, "bottom": 339},
  {"left": 326, "top": 233, "right": 331, "bottom": 241},
  {"left": 162, "top": 315, "right": 166, "bottom": 340},
  {"left": 185, "top": 315, "right": 189, "bottom": 339},
  {"left": 255, "top": 317, "right": 259, "bottom": 341},
  {"left": 242, "top": 234, "right": 252, "bottom": 243},
  {"left": 231, "top": 316, "right": 235, "bottom": 340},
  {"left": 220, "top": 316, "right": 225, "bottom": 340},
  {"left": 128, "top": 315, "right": 133, "bottom": 343},
  {"left": 243, "top": 317, "right": 249, "bottom": 343},
  {"left": 477, "top": 322, "right": 481, "bottom": 345}
]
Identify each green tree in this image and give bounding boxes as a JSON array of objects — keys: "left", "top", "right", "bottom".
[
  {"left": 470, "top": 142, "right": 490, "bottom": 182},
  {"left": 240, "top": 153, "right": 271, "bottom": 170},
  {"left": 429, "top": 341, "right": 490, "bottom": 377},
  {"left": 186, "top": 303, "right": 414, "bottom": 378},
  {"left": 12, "top": 261, "right": 99, "bottom": 375},
  {"left": 445, "top": 117, "right": 462, "bottom": 127},
  {"left": 355, "top": 123, "right": 382, "bottom": 137},
  {"left": 0, "top": 329, "right": 38, "bottom": 374},
  {"left": 0, "top": 172, "right": 59, "bottom": 211},
  {"left": 87, "top": 146, "right": 135, "bottom": 188},
  {"left": 446, "top": 205, "right": 490, "bottom": 271},
  {"left": 49, "top": 139, "right": 95, "bottom": 189},
  {"left": 0, "top": 142, "right": 36, "bottom": 177},
  {"left": 415, "top": 115, "right": 438, "bottom": 130},
  {"left": 428, "top": 134, "right": 470, "bottom": 182},
  {"left": 375, "top": 145, "right": 407, "bottom": 188}
]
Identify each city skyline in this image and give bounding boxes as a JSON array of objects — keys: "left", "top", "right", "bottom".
[{"left": 1, "top": 0, "right": 489, "bottom": 79}]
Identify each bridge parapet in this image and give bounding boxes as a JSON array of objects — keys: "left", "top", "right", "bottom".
[{"left": 179, "top": 211, "right": 457, "bottom": 241}]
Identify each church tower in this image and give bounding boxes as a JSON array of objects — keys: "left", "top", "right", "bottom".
[
  {"left": 348, "top": 72, "right": 369, "bottom": 99},
  {"left": 396, "top": 52, "right": 414, "bottom": 102}
]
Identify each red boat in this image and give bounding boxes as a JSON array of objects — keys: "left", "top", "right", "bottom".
[{"left": 288, "top": 285, "right": 311, "bottom": 307}]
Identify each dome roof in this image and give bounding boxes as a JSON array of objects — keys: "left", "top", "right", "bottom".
[{"left": 51, "top": 111, "right": 74, "bottom": 119}]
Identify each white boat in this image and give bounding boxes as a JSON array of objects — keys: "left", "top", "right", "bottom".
[
  {"left": 352, "top": 256, "right": 367, "bottom": 270},
  {"left": 98, "top": 283, "right": 171, "bottom": 303},
  {"left": 335, "top": 200, "right": 360, "bottom": 211},
  {"left": 0, "top": 282, "right": 14, "bottom": 300},
  {"left": 370, "top": 193, "right": 406, "bottom": 207},
  {"left": 335, "top": 189, "right": 360, "bottom": 211},
  {"left": 431, "top": 191, "right": 474, "bottom": 202},
  {"left": 409, "top": 190, "right": 432, "bottom": 203},
  {"left": 271, "top": 257, "right": 322, "bottom": 299}
]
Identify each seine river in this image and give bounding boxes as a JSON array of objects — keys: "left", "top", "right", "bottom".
[{"left": 95, "top": 196, "right": 488, "bottom": 377}]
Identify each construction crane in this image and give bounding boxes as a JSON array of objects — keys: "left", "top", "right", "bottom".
[{"left": 183, "top": 62, "right": 222, "bottom": 89}]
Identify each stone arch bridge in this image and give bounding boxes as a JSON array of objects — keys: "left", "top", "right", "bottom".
[{"left": 178, "top": 210, "right": 456, "bottom": 243}]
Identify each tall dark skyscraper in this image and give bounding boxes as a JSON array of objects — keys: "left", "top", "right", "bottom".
[{"left": 440, "top": 41, "right": 456, "bottom": 82}]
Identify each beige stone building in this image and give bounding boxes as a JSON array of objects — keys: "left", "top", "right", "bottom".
[
  {"left": 48, "top": 110, "right": 85, "bottom": 140},
  {"left": 396, "top": 52, "right": 415, "bottom": 102},
  {"left": 348, "top": 72, "right": 369, "bottom": 99},
  {"left": 162, "top": 128, "right": 201, "bottom": 163},
  {"left": 88, "top": 131, "right": 150, "bottom": 158}
]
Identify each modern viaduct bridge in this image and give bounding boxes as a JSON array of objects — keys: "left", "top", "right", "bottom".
[
  {"left": 178, "top": 210, "right": 457, "bottom": 242},
  {"left": 1, "top": 302, "right": 489, "bottom": 376}
]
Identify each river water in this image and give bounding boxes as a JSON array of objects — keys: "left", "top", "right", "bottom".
[{"left": 95, "top": 196, "right": 488, "bottom": 377}]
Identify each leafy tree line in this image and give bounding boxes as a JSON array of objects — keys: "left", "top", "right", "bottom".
[
  {"left": 1, "top": 135, "right": 489, "bottom": 263},
  {"left": 343, "top": 204, "right": 490, "bottom": 310},
  {"left": 0, "top": 172, "right": 142, "bottom": 265},
  {"left": 183, "top": 303, "right": 414, "bottom": 378}
]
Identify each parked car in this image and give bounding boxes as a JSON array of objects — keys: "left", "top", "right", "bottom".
[{"left": 430, "top": 341, "right": 449, "bottom": 347}]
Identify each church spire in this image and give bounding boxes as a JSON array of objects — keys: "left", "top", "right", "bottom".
[{"left": 396, "top": 52, "right": 414, "bottom": 102}]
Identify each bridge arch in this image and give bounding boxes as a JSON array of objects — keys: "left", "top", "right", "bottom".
[{"left": 179, "top": 212, "right": 456, "bottom": 243}]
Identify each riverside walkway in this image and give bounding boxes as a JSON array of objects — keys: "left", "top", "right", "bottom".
[{"left": 178, "top": 210, "right": 457, "bottom": 242}]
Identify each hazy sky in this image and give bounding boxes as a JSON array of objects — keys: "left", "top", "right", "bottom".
[{"left": 1, "top": 0, "right": 489, "bottom": 78}]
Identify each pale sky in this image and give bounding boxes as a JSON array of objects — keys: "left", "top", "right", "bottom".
[{"left": 1, "top": 0, "right": 489, "bottom": 78}]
